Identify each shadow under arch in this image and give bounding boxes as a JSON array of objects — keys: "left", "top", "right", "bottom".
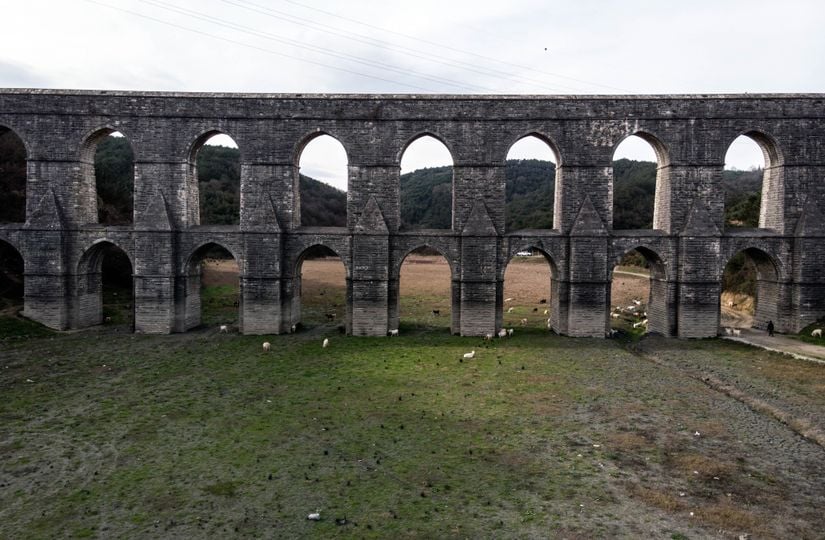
[
  {"left": 75, "top": 239, "right": 134, "bottom": 329},
  {"left": 79, "top": 127, "right": 136, "bottom": 225},
  {"left": 178, "top": 241, "right": 240, "bottom": 332},
  {"left": 291, "top": 244, "right": 350, "bottom": 333},
  {"left": 611, "top": 130, "right": 672, "bottom": 232},
  {"left": 608, "top": 246, "right": 672, "bottom": 336},
  {"left": 390, "top": 244, "right": 458, "bottom": 334},
  {"left": 724, "top": 129, "right": 785, "bottom": 232},
  {"left": 720, "top": 246, "right": 782, "bottom": 332},
  {"left": 186, "top": 129, "right": 242, "bottom": 226},
  {"left": 504, "top": 132, "right": 562, "bottom": 233},
  {"left": 501, "top": 245, "right": 559, "bottom": 332},
  {"left": 0, "top": 238, "right": 24, "bottom": 311},
  {"left": 0, "top": 125, "right": 28, "bottom": 224}
]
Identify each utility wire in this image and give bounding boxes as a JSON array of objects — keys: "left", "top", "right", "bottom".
[
  {"left": 139, "top": 0, "right": 500, "bottom": 93},
  {"left": 222, "top": 0, "right": 580, "bottom": 93},
  {"left": 84, "top": 0, "right": 444, "bottom": 92},
  {"left": 277, "top": 0, "right": 630, "bottom": 93}
]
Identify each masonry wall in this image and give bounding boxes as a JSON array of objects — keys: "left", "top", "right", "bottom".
[{"left": 1, "top": 90, "right": 824, "bottom": 338}]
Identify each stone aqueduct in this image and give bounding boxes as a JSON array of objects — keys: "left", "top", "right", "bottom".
[{"left": 0, "top": 89, "right": 824, "bottom": 338}]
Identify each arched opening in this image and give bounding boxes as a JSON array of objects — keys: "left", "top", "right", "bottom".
[
  {"left": 505, "top": 135, "right": 559, "bottom": 232},
  {"left": 400, "top": 135, "right": 454, "bottom": 230},
  {"left": 720, "top": 248, "right": 780, "bottom": 332},
  {"left": 189, "top": 132, "right": 240, "bottom": 226},
  {"left": 292, "top": 245, "right": 347, "bottom": 331},
  {"left": 82, "top": 129, "right": 135, "bottom": 225},
  {"left": 182, "top": 243, "right": 240, "bottom": 330},
  {"left": 76, "top": 241, "right": 134, "bottom": 329},
  {"left": 609, "top": 247, "right": 669, "bottom": 336},
  {"left": 612, "top": 134, "right": 669, "bottom": 230},
  {"left": 0, "top": 240, "right": 24, "bottom": 315},
  {"left": 395, "top": 246, "right": 453, "bottom": 333},
  {"left": 0, "top": 126, "right": 27, "bottom": 224},
  {"left": 724, "top": 133, "right": 781, "bottom": 231},
  {"left": 502, "top": 248, "right": 557, "bottom": 331},
  {"left": 297, "top": 134, "right": 348, "bottom": 227}
]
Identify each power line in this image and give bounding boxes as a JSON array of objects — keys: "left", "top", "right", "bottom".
[
  {"left": 277, "top": 0, "right": 630, "bottom": 93},
  {"left": 84, "top": 0, "right": 446, "bottom": 92},
  {"left": 222, "top": 0, "right": 582, "bottom": 93},
  {"left": 138, "top": 0, "right": 500, "bottom": 93}
]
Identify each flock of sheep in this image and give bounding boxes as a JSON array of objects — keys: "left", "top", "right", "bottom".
[{"left": 610, "top": 299, "right": 648, "bottom": 331}]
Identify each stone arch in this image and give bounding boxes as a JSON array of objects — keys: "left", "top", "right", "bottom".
[
  {"left": 720, "top": 246, "right": 783, "bottom": 331},
  {"left": 75, "top": 239, "right": 134, "bottom": 329},
  {"left": 397, "top": 131, "right": 456, "bottom": 165},
  {"left": 501, "top": 245, "right": 559, "bottom": 331},
  {"left": 293, "top": 130, "right": 349, "bottom": 227},
  {"left": 79, "top": 126, "right": 136, "bottom": 225},
  {"left": 179, "top": 241, "right": 241, "bottom": 331},
  {"left": 187, "top": 130, "right": 242, "bottom": 226},
  {"left": 291, "top": 243, "right": 350, "bottom": 332},
  {"left": 608, "top": 245, "right": 672, "bottom": 336},
  {"left": 723, "top": 129, "right": 785, "bottom": 232},
  {"left": 0, "top": 124, "right": 29, "bottom": 224},
  {"left": 392, "top": 244, "right": 458, "bottom": 333},
  {"left": 611, "top": 129, "right": 672, "bottom": 231},
  {"left": 504, "top": 132, "right": 562, "bottom": 232},
  {"left": 398, "top": 132, "right": 455, "bottom": 231}
]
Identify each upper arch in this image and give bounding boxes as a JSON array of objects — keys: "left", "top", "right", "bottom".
[
  {"left": 0, "top": 122, "right": 31, "bottom": 159},
  {"left": 293, "top": 130, "right": 349, "bottom": 166},
  {"left": 77, "top": 239, "right": 134, "bottom": 274},
  {"left": 725, "top": 128, "right": 784, "bottom": 167},
  {"left": 504, "top": 131, "right": 562, "bottom": 165},
  {"left": 397, "top": 131, "right": 455, "bottom": 165},
  {"left": 612, "top": 129, "right": 671, "bottom": 167}
]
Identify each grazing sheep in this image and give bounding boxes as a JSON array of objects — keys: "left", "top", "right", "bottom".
[
  {"left": 812, "top": 328, "right": 822, "bottom": 338},
  {"left": 632, "top": 299, "right": 641, "bottom": 306},
  {"left": 463, "top": 350, "right": 476, "bottom": 359},
  {"left": 323, "top": 338, "right": 330, "bottom": 348},
  {"left": 520, "top": 318, "right": 528, "bottom": 326},
  {"left": 262, "top": 342, "right": 271, "bottom": 352},
  {"left": 532, "top": 307, "right": 538, "bottom": 312},
  {"left": 632, "top": 319, "right": 648, "bottom": 329},
  {"left": 611, "top": 313, "right": 620, "bottom": 319},
  {"left": 307, "top": 511, "right": 321, "bottom": 521},
  {"left": 219, "top": 324, "right": 228, "bottom": 333},
  {"left": 724, "top": 327, "right": 733, "bottom": 335},
  {"left": 539, "top": 298, "right": 547, "bottom": 304},
  {"left": 498, "top": 328, "right": 508, "bottom": 339},
  {"left": 389, "top": 329, "right": 399, "bottom": 336},
  {"left": 543, "top": 309, "right": 549, "bottom": 315},
  {"left": 507, "top": 307, "right": 514, "bottom": 313},
  {"left": 504, "top": 297, "right": 513, "bottom": 302},
  {"left": 507, "top": 328, "right": 514, "bottom": 337},
  {"left": 484, "top": 333, "right": 493, "bottom": 341},
  {"left": 325, "top": 313, "right": 335, "bottom": 321},
  {"left": 626, "top": 305, "right": 637, "bottom": 311},
  {"left": 727, "top": 300, "right": 735, "bottom": 307},
  {"left": 732, "top": 328, "right": 741, "bottom": 336}
]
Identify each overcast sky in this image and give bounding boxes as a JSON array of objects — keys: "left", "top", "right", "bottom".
[{"left": 2, "top": 0, "right": 822, "bottom": 190}]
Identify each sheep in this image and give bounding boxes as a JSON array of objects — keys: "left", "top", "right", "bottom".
[
  {"left": 732, "top": 328, "right": 741, "bottom": 336},
  {"left": 632, "top": 319, "right": 648, "bottom": 329},
  {"left": 463, "top": 350, "right": 475, "bottom": 359},
  {"left": 497, "top": 328, "right": 508, "bottom": 339},
  {"left": 389, "top": 329, "right": 399, "bottom": 337},
  {"left": 291, "top": 324, "right": 297, "bottom": 333},
  {"left": 520, "top": 318, "right": 528, "bottom": 326},
  {"left": 611, "top": 313, "right": 620, "bottom": 319},
  {"left": 307, "top": 511, "right": 321, "bottom": 521},
  {"left": 507, "top": 307, "right": 514, "bottom": 313},
  {"left": 262, "top": 342, "right": 271, "bottom": 352},
  {"left": 325, "top": 313, "right": 335, "bottom": 321},
  {"left": 543, "top": 309, "right": 549, "bottom": 315},
  {"left": 323, "top": 338, "right": 330, "bottom": 348},
  {"left": 504, "top": 297, "right": 513, "bottom": 302},
  {"left": 724, "top": 327, "right": 733, "bottom": 335},
  {"left": 727, "top": 300, "right": 735, "bottom": 307},
  {"left": 812, "top": 328, "right": 822, "bottom": 338},
  {"left": 507, "top": 328, "right": 514, "bottom": 337},
  {"left": 539, "top": 298, "right": 547, "bottom": 304},
  {"left": 219, "top": 324, "right": 228, "bottom": 333},
  {"left": 484, "top": 333, "right": 493, "bottom": 341},
  {"left": 632, "top": 299, "right": 641, "bottom": 306},
  {"left": 626, "top": 305, "right": 637, "bottom": 311},
  {"left": 532, "top": 307, "right": 538, "bottom": 312}
]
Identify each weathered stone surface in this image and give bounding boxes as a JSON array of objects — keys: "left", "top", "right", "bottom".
[{"left": 1, "top": 89, "right": 824, "bottom": 337}]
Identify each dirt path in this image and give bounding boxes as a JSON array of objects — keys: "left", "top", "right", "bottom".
[{"left": 723, "top": 328, "right": 825, "bottom": 364}]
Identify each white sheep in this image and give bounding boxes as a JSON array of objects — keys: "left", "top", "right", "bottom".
[
  {"left": 632, "top": 299, "right": 641, "bottom": 306},
  {"left": 543, "top": 309, "right": 549, "bottom": 315},
  {"left": 262, "top": 342, "right": 271, "bottom": 352},
  {"left": 812, "top": 328, "right": 822, "bottom": 338},
  {"left": 611, "top": 313, "right": 620, "bottom": 319},
  {"left": 507, "top": 307, "right": 514, "bottom": 313},
  {"left": 291, "top": 324, "right": 297, "bottom": 333},
  {"left": 520, "top": 318, "right": 528, "bottom": 326},
  {"left": 498, "top": 328, "right": 508, "bottom": 338},
  {"left": 504, "top": 297, "right": 513, "bottom": 302},
  {"left": 507, "top": 328, "right": 514, "bottom": 336},
  {"left": 323, "top": 338, "right": 329, "bottom": 348},
  {"left": 463, "top": 350, "right": 475, "bottom": 359},
  {"left": 632, "top": 319, "right": 648, "bottom": 329},
  {"left": 307, "top": 511, "right": 321, "bottom": 521},
  {"left": 733, "top": 328, "right": 741, "bottom": 336},
  {"left": 219, "top": 324, "right": 228, "bottom": 333},
  {"left": 724, "top": 327, "right": 733, "bottom": 335},
  {"left": 484, "top": 333, "right": 493, "bottom": 341},
  {"left": 389, "top": 329, "right": 399, "bottom": 336}
]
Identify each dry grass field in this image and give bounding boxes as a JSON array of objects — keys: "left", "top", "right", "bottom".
[{"left": 1, "top": 257, "right": 822, "bottom": 539}]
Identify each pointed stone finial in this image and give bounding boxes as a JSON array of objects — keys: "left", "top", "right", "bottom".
[
  {"left": 26, "top": 188, "right": 64, "bottom": 229},
  {"left": 355, "top": 195, "right": 388, "bottom": 234},
  {"left": 136, "top": 191, "right": 171, "bottom": 231},
  {"left": 243, "top": 194, "right": 282, "bottom": 232},
  {"left": 794, "top": 196, "right": 825, "bottom": 236},
  {"left": 679, "top": 197, "right": 721, "bottom": 236},
  {"left": 461, "top": 199, "right": 497, "bottom": 236},
  {"left": 570, "top": 195, "right": 607, "bottom": 236}
]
